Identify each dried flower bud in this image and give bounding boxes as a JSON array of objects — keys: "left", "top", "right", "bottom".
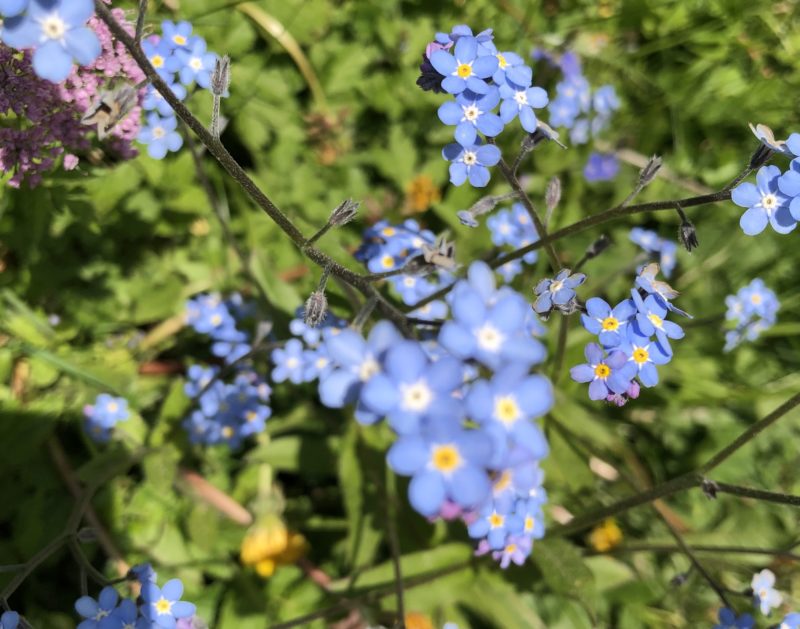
[
  {"left": 545, "top": 176, "right": 561, "bottom": 212},
  {"left": 638, "top": 155, "right": 662, "bottom": 187},
  {"left": 303, "top": 290, "right": 328, "bottom": 327},
  {"left": 748, "top": 143, "right": 774, "bottom": 170},
  {"left": 211, "top": 55, "right": 231, "bottom": 97},
  {"left": 329, "top": 199, "right": 359, "bottom": 226},
  {"left": 585, "top": 234, "right": 611, "bottom": 260},
  {"left": 678, "top": 218, "right": 699, "bottom": 252}
]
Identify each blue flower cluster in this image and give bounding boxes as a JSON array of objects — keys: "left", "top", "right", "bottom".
[
  {"left": 75, "top": 566, "right": 197, "bottom": 629},
  {"left": 571, "top": 264, "right": 690, "bottom": 404},
  {"left": 532, "top": 268, "right": 586, "bottom": 317},
  {"left": 354, "top": 219, "right": 451, "bottom": 317},
  {"left": 712, "top": 568, "right": 797, "bottom": 628},
  {"left": 314, "top": 261, "right": 552, "bottom": 567},
  {"left": 723, "top": 278, "right": 778, "bottom": 352},
  {"left": 584, "top": 152, "right": 620, "bottom": 183},
  {"left": 83, "top": 393, "right": 130, "bottom": 443},
  {"left": 419, "top": 25, "right": 549, "bottom": 187},
  {"left": 629, "top": 227, "right": 679, "bottom": 278},
  {"left": 539, "top": 51, "right": 620, "bottom": 147},
  {"left": 270, "top": 308, "right": 346, "bottom": 385},
  {"left": 484, "top": 203, "right": 539, "bottom": 282},
  {"left": 0, "top": 0, "right": 101, "bottom": 83},
  {"left": 138, "top": 21, "right": 220, "bottom": 159},
  {"left": 185, "top": 293, "right": 251, "bottom": 364}
]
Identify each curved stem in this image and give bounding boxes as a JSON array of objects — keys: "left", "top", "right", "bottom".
[{"left": 713, "top": 482, "right": 800, "bottom": 507}]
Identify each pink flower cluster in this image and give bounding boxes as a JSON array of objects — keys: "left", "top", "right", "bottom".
[{"left": 0, "top": 7, "right": 145, "bottom": 188}]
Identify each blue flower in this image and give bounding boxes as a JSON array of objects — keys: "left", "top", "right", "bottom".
[
  {"left": 570, "top": 343, "right": 635, "bottom": 401},
  {"left": 435, "top": 25, "right": 496, "bottom": 56},
  {"left": 141, "top": 37, "right": 181, "bottom": 78},
  {"left": 514, "top": 497, "right": 546, "bottom": 540},
  {"left": 751, "top": 568, "right": 783, "bottom": 616},
  {"left": 712, "top": 608, "right": 754, "bottom": 629},
  {"left": 619, "top": 338, "right": 671, "bottom": 387},
  {"left": 580, "top": 297, "right": 636, "bottom": 347},
  {"left": 142, "top": 80, "right": 187, "bottom": 117},
  {"left": 778, "top": 158, "right": 800, "bottom": 218},
  {"left": 0, "top": 0, "right": 27, "bottom": 17},
  {"left": 439, "top": 262, "right": 546, "bottom": 369},
  {"left": 83, "top": 394, "right": 129, "bottom": 443},
  {"left": 583, "top": 152, "right": 619, "bottom": 182},
  {"left": 732, "top": 165, "right": 796, "bottom": 235},
  {"left": 271, "top": 338, "right": 306, "bottom": 384},
  {"left": 442, "top": 139, "right": 501, "bottom": 188},
  {"left": 387, "top": 419, "right": 493, "bottom": 517},
  {"left": 161, "top": 20, "right": 193, "bottom": 49},
  {"left": 593, "top": 85, "right": 620, "bottom": 116},
  {"left": 429, "top": 36, "right": 498, "bottom": 95},
  {"left": 0, "top": 611, "right": 20, "bottom": 629},
  {"left": 1, "top": 0, "right": 101, "bottom": 83},
  {"left": 138, "top": 113, "right": 183, "bottom": 159},
  {"left": 318, "top": 321, "right": 402, "bottom": 424},
  {"left": 634, "top": 263, "right": 691, "bottom": 317},
  {"left": 479, "top": 533, "right": 532, "bottom": 568},
  {"left": 75, "top": 586, "right": 120, "bottom": 629},
  {"left": 438, "top": 87, "right": 504, "bottom": 145},
  {"left": 749, "top": 122, "right": 793, "bottom": 156},
  {"left": 781, "top": 613, "right": 800, "bottom": 629},
  {"left": 629, "top": 290, "right": 684, "bottom": 352},
  {"left": 467, "top": 499, "right": 523, "bottom": 549},
  {"left": 493, "top": 50, "right": 531, "bottom": 86},
  {"left": 498, "top": 82, "right": 548, "bottom": 133},
  {"left": 360, "top": 340, "right": 464, "bottom": 434},
  {"left": 532, "top": 268, "right": 586, "bottom": 314},
  {"left": 176, "top": 37, "right": 217, "bottom": 88},
  {"left": 465, "top": 365, "right": 551, "bottom": 461},
  {"left": 140, "top": 578, "right": 196, "bottom": 629},
  {"left": 103, "top": 599, "right": 138, "bottom": 629}
]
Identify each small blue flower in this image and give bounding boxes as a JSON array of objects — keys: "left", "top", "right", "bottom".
[
  {"left": 580, "top": 297, "right": 636, "bottom": 347},
  {"left": 732, "top": 165, "right": 796, "bottom": 236},
  {"left": 751, "top": 568, "right": 783, "bottom": 616},
  {"left": 629, "top": 290, "right": 684, "bottom": 352},
  {"left": 387, "top": 419, "right": 493, "bottom": 517},
  {"left": 141, "top": 37, "right": 181, "bottom": 79},
  {"left": 583, "top": 152, "right": 619, "bottom": 182},
  {"left": 712, "top": 607, "right": 754, "bottom": 629},
  {"left": 161, "top": 20, "right": 193, "bottom": 49},
  {"left": 104, "top": 599, "right": 138, "bottom": 629},
  {"left": 0, "top": 611, "right": 20, "bottom": 629},
  {"left": 429, "top": 36, "right": 498, "bottom": 95},
  {"left": 781, "top": 613, "right": 800, "bottom": 629},
  {"left": 498, "top": 82, "right": 548, "bottom": 133},
  {"left": 493, "top": 50, "right": 531, "bottom": 86},
  {"left": 532, "top": 268, "right": 586, "bottom": 314},
  {"left": 142, "top": 80, "right": 187, "bottom": 117},
  {"left": 0, "top": 0, "right": 27, "bottom": 17},
  {"left": 592, "top": 85, "right": 620, "bottom": 116},
  {"left": 271, "top": 338, "right": 306, "bottom": 384},
  {"left": 75, "top": 586, "right": 120, "bottom": 629},
  {"left": 619, "top": 339, "right": 671, "bottom": 387},
  {"left": 479, "top": 533, "right": 532, "bottom": 568},
  {"left": 435, "top": 25, "right": 496, "bottom": 57},
  {"left": 442, "top": 139, "right": 501, "bottom": 188},
  {"left": 467, "top": 499, "right": 523, "bottom": 549},
  {"left": 1, "top": 0, "right": 101, "bottom": 83},
  {"left": 138, "top": 113, "right": 183, "bottom": 159},
  {"left": 570, "top": 343, "right": 635, "bottom": 401},
  {"left": 438, "top": 87, "right": 504, "bottom": 145},
  {"left": 176, "top": 37, "right": 217, "bottom": 88},
  {"left": 140, "top": 578, "right": 196, "bottom": 629}
]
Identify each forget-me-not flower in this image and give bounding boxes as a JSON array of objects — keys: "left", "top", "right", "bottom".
[
  {"left": 442, "top": 139, "right": 501, "bottom": 187},
  {"left": 138, "top": 113, "right": 183, "bottom": 160},
  {"left": 429, "top": 35, "right": 498, "bottom": 95},
  {"left": 140, "top": 578, "right": 196, "bottom": 628},
  {"left": 581, "top": 297, "right": 635, "bottom": 347},
  {"left": 752, "top": 569, "right": 783, "bottom": 616},
  {"left": 732, "top": 165, "right": 796, "bottom": 235},
  {"left": 570, "top": 343, "right": 635, "bottom": 401}
]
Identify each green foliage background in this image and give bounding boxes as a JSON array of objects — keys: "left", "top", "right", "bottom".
[{"left": 1, "top": 0, "right": 800, "bottom": 627}]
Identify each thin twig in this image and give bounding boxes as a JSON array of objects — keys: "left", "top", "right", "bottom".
[
  {"left": 591, "top": 544, "right": 800, "bottom": 561},
  {"left": 134, "top": 0, "right": 148, "bottom": 45},
  {"left": 712, "top": 482, "right": 800, "bottom": 507},
  {"left": 384, "top": 470, "right": 406, "bottom": 628}
]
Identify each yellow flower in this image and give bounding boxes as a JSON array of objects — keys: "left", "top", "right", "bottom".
[
  {"left": 588, "top": 518, "right": 623, "bottom": 553},
  {"left": 240, "top": 515, "right": 308, "bottom": 578},
  {"left": 404, "top": 174, "right": 440, "bottom": 214},
  {"left": 405, "top": 611, "right": 435, "bottom": 629}
]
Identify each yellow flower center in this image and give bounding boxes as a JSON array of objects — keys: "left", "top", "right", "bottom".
[
  {"left": 594, "top": 364, "right": 610, "bottom": 379},
  {"left": 107, "top": 402, "right": 118, "bottom": 413},
  {"left": 456, "top": 62, "right": 473, "bottom": 78},
  {"left": 632, "top": 348, "right": 649, "bottom": 364},
  {"left": 221, "top": 425, "right": 234, "bottom": 439},
  {"left": 358, "top": 357, "right": 380, "bottom": 382},
  {"left": 151, "top": 54, "right": 165, "bottom": 68},
  {"left": 381, "top": 254, "right": 395, "bottom": 269},
  {"left": 524, "top": 516, "right": 534, "bottom": 532},
  {"left": 245, "top": 410, "right": 258, "bottom": 422},
  {"left": 381, "top": 227, "right": 396, "bottom": 237},
  {"left": 488, "top": 512, "right": 505, "bottom": 528},
  {"left": 154, "top": 597, "right": 173, "bottom": 615},
  {"left": 601, "top": 316, "right": 619, "bottom": 331},
  {"left": 751, "top": 293, "right": 762, "bottom": 305},
  {"left": 647, "top": 313, "right": 663, "bottom": 328},
  {"left": 497, "top": 53, "right": 507, "bottom": 68},
  {"left": 494, "top": 396, "right": 520, "bottom": 425},
  {"left": 505, "top": 543, "right": 517, "bottom": 554},
  {"left": 431, "top": 444, "right": 462, "bottom": 473},
  {"left": 493, "top": 470, "right": 512, "bottom": 493},
  {"left": 173, "top": 35, "right": 187, "bottom": 46}
]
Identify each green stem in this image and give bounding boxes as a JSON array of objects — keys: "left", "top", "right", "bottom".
[{"left": 713, "top": 481, "right": 800, "bottom": 507}]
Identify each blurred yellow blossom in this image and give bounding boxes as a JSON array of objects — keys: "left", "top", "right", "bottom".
[
  {"left": 404, "top": 174, "right": 440, "bottom": 214},
  {"left": 240, "top": 514, "right": 308, "bottom": 577},
  {"left": 589, "top": 518, "right": 623, "bottom": 553}
]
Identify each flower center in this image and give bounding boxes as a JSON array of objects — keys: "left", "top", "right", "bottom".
[
  {"left": 107, "top": 402, "right": 118, "bottom": 413},
  {"left": 549, "top": 279, "right": 564, "bottom": 293},
  {"left": 462, "top": 150, "right": 478, "bottom": 166},
  {"left": 151, "top": 54, "right": 165, "bottom": 68},
  {"left": 221, "top": 426, "right": 234, "bottom": 439},
  {"left": 476, "top": 323, "right": 504, "bottom": 352},
  {"left": 190, "top": 57, "right": 203, "bottom": 71},
  {"left": 456, "top": 62, "right": 473, "bottom": 78},
  {"left": 381, "top": 227, "right": 396, "bottom": 237},
  {"left": 152, "top": 126, "right": 166, "bottom": 139},
  {"left": 493, "top": 470, "right": 512, "bottom": 493},
  {"left": 493, "top": 395, "right": 521, "bottom": 425},
  {"left": 286, "top": 357, "right": 299, "bottom": 369},
  {"left": 400, "top": 380, "right": 433, "bottom": 412},
  {"left": 601, "top": 316, "right": 619, "bottom": 331},
  {"left": 497, "top": 53, "right": 507, "bottom": 68},
  {"left": 246, "top": 411, "right": 258, "bottom": 422},
  {"left": 524, "top": 516, "right": 535, "bottom": 532},
  {"left": 173, "top": 35, "right": 187, "bottom": 46},
  {"left": 358, "top": 357, "right": 380, "bottom": 381},
  {"left": 431, "top": 444, "right": 462, "bottom": 473},
  {"left": 41, "top": 14, "right": 66, "bottom": 40},
  {"left": 488, "top": 512, "right": 505, "bottom": 528},
  {"left": 315, "top": 357, "right": 328, "bottom": 369},
  {"left": 762, "top": 193, "right": 777, "bottom": 211},
  {"left": 403, "top": 276, "right": 416, "bottom": 287},
  {"left": 381, "top": 254, "right": 395, "bottom": 269},
  {"left": 594, "top": 363, "right": 610, "bottom": 379},
  {"left": 505, "top": 543, "right": 517, "bottom": 554},
  {"left": 632, "top": 348, "right": 649, "bottom": 364},
  {"left": 751, "top": 293, "right": 762, "bottom": 304},
  {"left": 513, "top": 90, "right": 528, "bottom": 106},
  {"left": 154, "top": 597, "right": 173, "bottom": 615},
  {"left": 463, "top": 104, "right": 480, "bottom": 122},
  {"left": 647, "top": 313, "right": 663, "bottom": 329},
  {"left": 94, "top": 610, "right": 110, "bottom": 621}
]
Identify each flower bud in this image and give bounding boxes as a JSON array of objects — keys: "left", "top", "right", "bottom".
[
  {"left": 456, "top": 209, "right": 478, "bottom": 228},
  {"left": 638, "top": 155, "right": 662, "bottom": 187},
  {"left": 701, "top": 479, "right": 719, "bottom": 500},
  {"left": 748, "top": 143, "right": 774, "bottom": 170},
  {"left": 678, "top": 218, "right": 699, "bottom": 252},
  {"left": 329, "top": 199, "right": 359, "bottom": 226},
  {"left": 303, "top": 290, "right": 328, "bottom": 327},
  {"left": 545, "top": 176, "right": 561, "bottom": 212},
  {"left": 211, "top": 55, "right": 231, "bottom": 97},
  {"left": 584, "top": 234, "right": 611, "bottom": 260}
]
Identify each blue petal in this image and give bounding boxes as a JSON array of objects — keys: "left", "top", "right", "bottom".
[
  {"left": 385, "top": 340, "right": 427, "bottom": 380},
  {"left": 449, "top": 162, "right": 468, "bottom": 185},
  {"left": 468, "top": 164, "right": 490, "bottom": 187},
  {"left": 476, "top": 113, "right": 504, "bottom": 137},
  {"left": 65, "top": 26, "right": 101, "bottom": 65},
  {"left": 588, "top": 378, "right": 608, "bottom": 400},
  {"left": 769, "top": 206, "right": 797, "bottom": 234},
  {"left": 408, "top": 470, "right": 446, "bottom": 516},
  {"left": 441, "top": 76, "right": 466, "bottom": 94},
  {"left": 731, "top": 182, "right": 760, "bottom": 208},
  {"left": 517, "top": 375, "right": 553, "bottom": 418},
  {"left": 570, "top": 364, "right": 594, "bottom": 383},
  {"left": 465, "top": 379, "right": 493, "bottom": 422},
  {"left": 449, "top": 465, "right": 491, "bottom": 509},
  {"left": 472, "top": 54, "right": 499, "bottom": 78},
  {"left": 161, "top": 578, "right": 183, "bottom": 601},
  {"left": 454, "top": 121, "right": 477, "bottom": 147},
  {"left": 430, "top": 49, "right": 456, "bottom": 75},
  {"left": 361, "top": 374, "right": 399, "bottom": 414},
  {"left": 476, "top": 144, "right": 501, "bottom": 166},
  {"left": 454, "top": 36, "right": 477, "bottom": 62},
  {"left": 438, "top": 101, "right": 463, "bottom": 125},
  {"left": 519, "top": 106, "right": 537, "bottom": 133},
  {"left": 32, "top": 41, "right": 74, "bottom": 83},
  {"left": 75, "top": 596, "right": 99, "bottom": 618}
]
